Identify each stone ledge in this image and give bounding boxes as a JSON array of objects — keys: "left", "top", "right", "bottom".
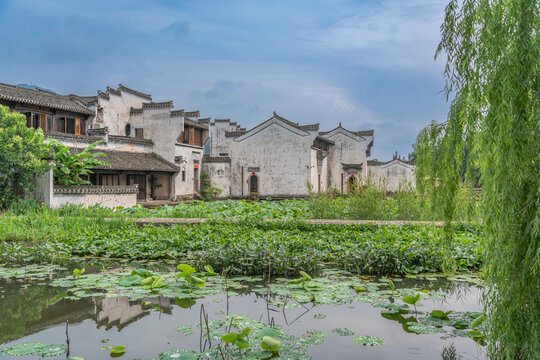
[
  {"left": 54, "top": 185, "right": 139, "bottom": 194},
  {"left": 123, "top": 217, "right": 445, "bottom": 227}
]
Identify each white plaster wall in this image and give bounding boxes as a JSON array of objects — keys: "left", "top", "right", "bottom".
[
  {"left": 174, "top": 144, "right": 203, "bottom": 197},
  {"left": 131, "top": 108, "right": 183, "bottom": 164},
  {"left": 51, "top": 192, "right": 137, "bottom": 208},
  {"left": 368, "top": 161, "right": 416, "bottom": 191},
  {"left": 210, "top": 121, "right": 239, "bottom": 156},
  {"left": 229, "top": 122, "right": 316, "bottom": 197},
  {"left": 202, "top": 162, "right": 231, "bottom": 198},
  {"left": 98, "top": 91, "right": 146, "bottom": 136},
  {"left": 324, "top": 131, "right": 373, "bottom": 191},
  {"left": 34, "top": 168, "right": 53, "bottom": 205},
  {"left": 310, "top": 149, "right": 318, "bottom": 191}
]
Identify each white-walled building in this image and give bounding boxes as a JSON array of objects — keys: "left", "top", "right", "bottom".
[
  {"left": 1, "top": 82, "right": 415, "bottom": 203},
  {"left": 203, "top": 113, "right": 379, "bottom": 198}
]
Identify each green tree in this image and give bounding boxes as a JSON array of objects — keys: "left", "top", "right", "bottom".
[
  {"left": 0, "top": 105, "right": 49, "bottom": 208},
  {"left": 416, "top": 0, "right": 539, "bottom": 357},
  {"left": 49, "top": 138, "right": 109, "bottom": 185}
]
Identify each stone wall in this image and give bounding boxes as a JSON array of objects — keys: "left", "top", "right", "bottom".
[{"left": 50, "top": 185, "right": 138, "bottom": 208}]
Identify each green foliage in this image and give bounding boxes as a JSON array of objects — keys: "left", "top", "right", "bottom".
[
  {"left": 0, "top": 218, "right": 483, "bottom": 276},
  {"left": 414, "top": 0, "right": 540, "bottom": 357},
  {"left": 199, "top": 172, "right": 222, "bottom": 201},
  {"left": 49, "top": 138, "right": 109, "bottom": 185},
  {"left": 0, "top": 105, "right": 50, "bottom": 208}
]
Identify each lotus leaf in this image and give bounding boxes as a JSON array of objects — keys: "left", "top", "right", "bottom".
[
  {"left": 332, "top": 328, "right": 355, "bottom": 336},
  {"left": 407, "top": 323, "right": 444, "bottom": 334},
  {"left": 176, "top": 325, "right": 193, "bottom": 335},
  {"left": 430, "top": 310, "right": 452, "bottom": 319},
  {"left": 40, "top": 344, "right": 68, "bottom": 357},
  {"left": 159, "top": 349, "right": 199, "bottom": 360},
  {"left": 352, "top": 336, "right": 384, "bottom": 346},
  {"left": 6, "top": 342, "right": 45, "bottom": 356}
]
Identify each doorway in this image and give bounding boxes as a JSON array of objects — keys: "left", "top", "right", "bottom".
[
  {"left": 129, "top": 175, "right": 147, "bottom": 201},
  {"left": 249, "top": 175, "right": 258, "bottom": 195},
  {"left": 347, "top": 175, "right": 358, "bottom": 193},
  {"left": 193, "top": 167, "right": 199, "bottom": 193}
]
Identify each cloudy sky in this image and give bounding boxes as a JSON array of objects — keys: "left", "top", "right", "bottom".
[{"left": 0, "top": 0, "right": 449, "bottom": 160}]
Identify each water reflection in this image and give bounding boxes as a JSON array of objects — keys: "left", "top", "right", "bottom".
[{"left": 0, "top": 272, "right": 486, "bottom": 360}]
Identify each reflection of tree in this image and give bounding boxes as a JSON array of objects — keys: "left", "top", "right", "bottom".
[{"left": 0, "top": 280, "right": 65, "bottom": 344}]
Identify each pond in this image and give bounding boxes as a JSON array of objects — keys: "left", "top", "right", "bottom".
[{"left": 0, "top": 260, "right": 486, "bottom": 360}]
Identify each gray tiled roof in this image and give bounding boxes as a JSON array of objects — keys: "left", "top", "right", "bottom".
[
  {"left": 0, "top": 83, "right": 94, "bottom": 115},
  {"left": 70, "top": 149, "right": 178, "bottom": 173}
]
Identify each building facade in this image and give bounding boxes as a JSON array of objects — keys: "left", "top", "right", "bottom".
[
  {"left": 0, "top": 82, "right": 414, "bottom": 202},
  {"left": 0, "top": 82, "right": 208, "bottom": 201},
  {"left": 203, "top": 113, "right": 378, "bottom": 198}
]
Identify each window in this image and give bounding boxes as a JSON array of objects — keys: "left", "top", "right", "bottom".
[
  {"left": 66, "top": 118, "right": 76, "bottom": 134},
  {"left": 125, "top": 124, "right": 131, "bottom": 136},
  {"left": 179, "top": 126, "right": 204, "bottom": 147},
  {"left": 99, "top": 174, "right": 119, "bottom": 186},
  {"left": 135, "top": 128, "right": 144, "bottom": 139},
  {"left": 182, "top": 168, "right": 186, "bottom": 181},
  {"left": 219, "top": 153, "right": 229, "bottom": 157},
  {"left": 55, "top": 117, "right": 66, "bottom": 133},
  {"left": 46, "top": 115, "right": 53, "bottom": 132}
]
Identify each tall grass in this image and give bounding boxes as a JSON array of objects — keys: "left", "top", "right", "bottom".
[
  {"left": 0, "top": 200, "right": 129, "bottom": 242},
  {"left": 308, "top": 177, "right": 480, "bottom": 222}
]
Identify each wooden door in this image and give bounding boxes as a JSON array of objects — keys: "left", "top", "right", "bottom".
[
  {"left": 249, "top": 175, "right": 258, "bottom": 194},
  {"left": 130, "top": 175, "right": 147, "bottom": 200}
]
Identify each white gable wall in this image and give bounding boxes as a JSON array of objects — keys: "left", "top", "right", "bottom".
[
  {"left": 324, "top": 130, "right": 373, "bottom": 192},
  {"left": 97, "top": 91, "right": 147, "bottom": 136},
  {"left": 229, "top": 120, "right": 316, "bottom": 197},
  {"left": 369, "top": 160, "right": 415, "bottom": 191}
]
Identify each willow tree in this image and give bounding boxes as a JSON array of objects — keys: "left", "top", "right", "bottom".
[{"left": 415, "top": 0, "right": 539, "bottom": 357}]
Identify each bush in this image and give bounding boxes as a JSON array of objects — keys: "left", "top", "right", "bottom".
[{"left": 0, "top": 106, "right": 50, "bottom": 209}]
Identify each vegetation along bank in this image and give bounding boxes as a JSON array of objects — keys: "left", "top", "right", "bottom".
[{"left": 0, "top": 217, "right": 482, "bottom": 277}]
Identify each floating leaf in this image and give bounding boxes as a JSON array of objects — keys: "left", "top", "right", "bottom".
[
  {"left": 110, "top": 346, "right": 125, "bottom": 356},
  {"left": 254, "top": 327, "right": 283, "bottom": 339},
  {"left": 6, "top": 342, "right": 45, "bottom": 356},
  {"left": 176, "top": 325, "right": 193, "bottom": 335},
  {"left": 332, "top": 328, "right": 355, "bottom": 336},
  {"left": 408, "top": 324, "right": 444, "bottom": 334},
  {"left": 118, "top": 275, "right": 142, "bottom": 287},
  {"left": 352, "top": 336, "right": 384, "bottom": 346},
  {"left": 313, "top": 314, "right": 327, "bottom": 319},
  {"left": 430, "top": 310, "right": 452, "bottom": 319},
  {"left": 40, "top": 344, "right": 68, "bottom": 357},
  {"left": 159, "top": 349, "right": 199, "bottom": 360}
]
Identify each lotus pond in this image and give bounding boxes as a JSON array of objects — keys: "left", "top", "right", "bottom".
[{"left": 0, "top": 259, "right": 487, "bottom": 360}]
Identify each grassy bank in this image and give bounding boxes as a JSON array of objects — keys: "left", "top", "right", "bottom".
[{"left": 0, "top": 216, "right": 483, "bottom": 276}]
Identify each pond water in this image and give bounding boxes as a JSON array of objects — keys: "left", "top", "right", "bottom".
[{"left": 0, "top": 260, "right": 487, "bottom": 360}]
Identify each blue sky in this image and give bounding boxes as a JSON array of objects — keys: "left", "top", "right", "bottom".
[{"left": 0, "top": 0, "right": 449, "bottom": 160}]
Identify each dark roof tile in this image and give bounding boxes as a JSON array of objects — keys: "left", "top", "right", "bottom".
[{"left": 0, "top": 82, "right": 94, "bottom": 115}]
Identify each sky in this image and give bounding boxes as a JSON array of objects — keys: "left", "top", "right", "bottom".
[{"left": 0, "top": 0, "right": 450, "bottom": 160}]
